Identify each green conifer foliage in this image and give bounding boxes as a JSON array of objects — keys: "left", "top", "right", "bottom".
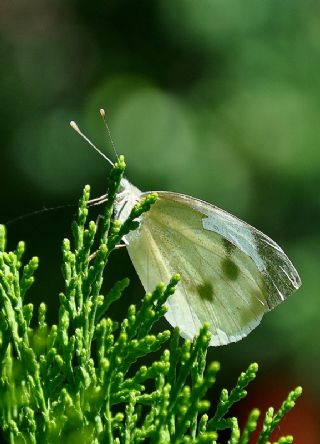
[{"left": 0, "top": 157, "right": 301, "bottom": 443}]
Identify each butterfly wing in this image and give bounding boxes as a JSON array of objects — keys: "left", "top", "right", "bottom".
[{"left": 125, "top": 191, "right": 301, "bottom": 346}]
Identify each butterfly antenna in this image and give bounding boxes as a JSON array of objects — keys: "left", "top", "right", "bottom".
[
  {"left": 100, "top": 108, "right": 119, "bottom": 161},
  {"left": 6, "top": 202, "right": 77, "bottom": 226},
  {"left": 70, "top": 120, "right": 114, "bottom": 167}
]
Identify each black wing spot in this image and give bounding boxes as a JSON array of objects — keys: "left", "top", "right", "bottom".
[
  {"left": 196, "top": 281, "right": 215, "bottom": 302},
  {"left": 222, "top": 258, "right": 240, "bottom": 281}
]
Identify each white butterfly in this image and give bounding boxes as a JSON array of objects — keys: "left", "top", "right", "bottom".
[
  {"left": 71, "top": 117, "right": 301, "bottom": 347},
  {"left": 113, "top": 178, "right": 301, "bottom": 346}
]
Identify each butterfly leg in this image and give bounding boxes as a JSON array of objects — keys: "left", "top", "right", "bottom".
[{"left": 88, "top": 193, "right": 108, "bottom": 207}]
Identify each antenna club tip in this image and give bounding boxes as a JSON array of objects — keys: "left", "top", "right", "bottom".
[
  {"left": 100, "top": 108, "right": 106, "bottom": 117},
  {"left": 70, "top": 121, "right": 79, "bottom": 131}
]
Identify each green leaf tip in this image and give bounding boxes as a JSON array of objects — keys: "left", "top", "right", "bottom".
[
  {"left": 256, "top": 386, "right": 302, "bottom": 444},
  {"left": 116, "top": 154, "right": 126, "bottom": 168},
  {"left": 293, "top": 386, "right": 302, "bottom": 396},
  {"left": 208, "top": 361, "right": 220, "bottom": 373},
  {"left": 239, "top": 408, "right": 261, "bottom": 444},
  {"left": 29, "top": 256, "right": 39, "bottom": 269},
  {"left": 108, "top": 155, "right": 126, "bottom": 187},
  {"left": 170, "top": 273, "right": 181, "bottom": 285},
  {"left": 133, "top": 193, "right": 158, "bottom": 217},
  {"left": 0, "top": 224, "right": 6, "bottom": 252},
  {"left": 277, "top": 436, "right": 294, "bottom": 444},
  {"left": 249, "top": 362, "right": 259, "bottom": 372}
]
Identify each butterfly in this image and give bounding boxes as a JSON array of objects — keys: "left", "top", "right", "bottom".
[
  {"left": 113, "top": 178, "right": 301, "bottom": 346},
  {"left": 71, "top": 115, "right": 301, "bottom": 347}
]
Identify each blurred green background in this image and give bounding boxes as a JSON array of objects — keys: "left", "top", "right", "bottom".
[{"left": 1, "top": 1, "right": 319, "bottom": 441}]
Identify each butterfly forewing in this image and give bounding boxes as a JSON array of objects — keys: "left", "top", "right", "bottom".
[{"left": 181, "top": 192, "right": 301, "bottom": 308}]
